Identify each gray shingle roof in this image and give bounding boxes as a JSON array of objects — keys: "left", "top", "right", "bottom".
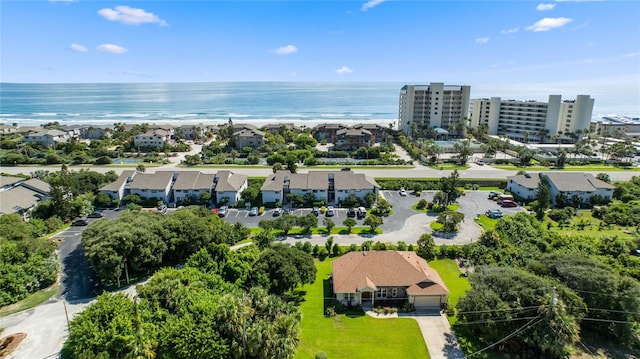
[
  {"left": 127, "top": 171, "right": 174, "bottom": 190},
  {"left": 172, "top": 171, "right": 215, "bottom": 191},
  {"left": 261, "top": 170, "right": 292, "bottom": 191},
  {"left": 0, "top": 186, "right": 47, "bottom": 215},
  {"left": 542, "top": 172, "right": 616, "bottom": 192},
  {"left": 20, "top": 178, "right": 51, "bottom": 195},
  {"left": 507, "top": 174, "right": 540, "bottom": 189},
  {"left": 100, "top": 170, "right": 135, "bottom": 192},
  {"left": 214, "top": 171, "right": 247, "bottom": 192}
]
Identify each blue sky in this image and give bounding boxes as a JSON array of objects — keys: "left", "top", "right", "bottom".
[{"left": 1, "top": 0, "right": 639, "bottom": 85}]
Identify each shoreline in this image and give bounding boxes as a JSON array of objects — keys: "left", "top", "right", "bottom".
[{"left": 0, "top": 118, "right": 399, "bottom": 129}]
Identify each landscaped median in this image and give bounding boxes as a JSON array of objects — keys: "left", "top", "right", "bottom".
[{"left": 294, "top": 258, "right": 429, "bottom": 359}]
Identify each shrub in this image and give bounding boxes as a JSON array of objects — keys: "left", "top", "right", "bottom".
[
  {"left": 349, "top": 243, "right": 358, "bottom": 252},
  {"left": 416, "top": 199, "right": 428, "bottom": 210},
  {"left": 316, "top": 352, "right": 328, "bottom": 359},
  {"left": 94, "top": 156, "right": 112, "bottom": 165}
]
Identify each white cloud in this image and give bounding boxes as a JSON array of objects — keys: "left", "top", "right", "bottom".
[
  {"left": 536, "top": 3, "right": 556, "bottom": 11},
  {"left": 335, "top": 66, "right": 353, "bottom": 75},
  {"left": 475, "top": 37, "right": 489, "bottom": 44},
  {"left": 69, "top": 43, "right": 88, "bottom": 52},
  {"left": 526, "top": 17, "right": 572, "bottom": 32},
  {"left": 98, "top": 6, "right": 167, "bottom": 26},
  {"left": 361, "top": 0, "right": 385, "bottom": 11},
  {"left": 97, "top": 44, "right": 128, "bottom": 54},
  {"left": 272, "top": 45, "right": 298, "bottom": 55},
  {"left": 500, "top": 27, "right": 520, "bottom": 35}
]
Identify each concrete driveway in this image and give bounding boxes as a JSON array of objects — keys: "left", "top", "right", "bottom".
[{"left": 404, "top": 312, "right": 464, "bottom": 359}]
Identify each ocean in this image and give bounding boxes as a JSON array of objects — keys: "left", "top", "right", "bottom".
[{"left": 0, "top": 82, "right": 637, "bottom": 128}]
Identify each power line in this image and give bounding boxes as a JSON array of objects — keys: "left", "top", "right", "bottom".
[
  {"left": 579, "top": 317, "right": 638, "bottom": 324},
  {"left": 455, "top": 305, "right": 540, "bottom": 315},
  {"left": 455, "top": 315, "right": 540, "bottom": 326},
  {"left": 465, "top": 311, "right": 546, "bottom": 358}
]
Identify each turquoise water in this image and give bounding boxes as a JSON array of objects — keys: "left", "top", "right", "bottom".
[{"left": 0, "top": 82, "right": 402, "bottom": 126}]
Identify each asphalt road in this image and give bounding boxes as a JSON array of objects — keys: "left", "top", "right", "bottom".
[
  {"left": 2, "top": 163, "right": 638, "bottom": 182},
  {"left": 55, "top": 209, "right": 122, "bottom": 301}
]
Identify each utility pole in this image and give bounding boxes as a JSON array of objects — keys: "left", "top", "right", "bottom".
[
  {"left": 63, "top": 300, "right": 71, "bottom": 333},
  {"left": 242, "top": 292, "right": 246, "bottom": 359}
]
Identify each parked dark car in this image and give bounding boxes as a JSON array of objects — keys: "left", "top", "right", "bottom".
[
  {"left": 72, "top": 218, "right": 89, "bottom": 226},
  {"left": 312, "top": 207, "right": 320, "bottom": 216},
  {"left": 500, "top": 200, "right": 518, "bottom": 208},
  {"left": 347, "top": 208, "right": 356, "bottom": 217},
  {"left": 87, "top": 211, "right": 104, "bottom": 218}
]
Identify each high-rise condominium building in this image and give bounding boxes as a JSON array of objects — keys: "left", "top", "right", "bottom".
[
  {"left": 469, "top": 95, "right": 594, "bottom": 142},
  {"left": 398, "top": 83, "right": 471, "bottom": 136}
]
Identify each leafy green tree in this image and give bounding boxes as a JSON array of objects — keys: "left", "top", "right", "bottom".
[
  {"left": 293, "top": 134, "right": 318, "bottom": 149},
  {"left": 240, "top": 183, "right": 261, "bottom": 206},
  {"left": 254, "top": 229, "right": 275, "bottom": 250},
  {"left": 453, "top": 139, "right": 473, "bottom": 164},
  {"left": 343, "top": 218, "right": 357, "bottom": 233},
  {"left": 323, "top": 218, "right": 335, "bottom": 233},
  {"left": 364, "top": 192, "right": 376, "bottom": 208},
  {"left": 436, "top": 210, "right": 464, "bottom": 232},
  {"left": 363, "top": 214, "right": 383, "bottom": 232},
  {"left": 532, "top": 176, "right": 550, "bottom": 220},
  {"left": 298, "top": 213, "right": 318, "bottom": 233},
  {"left": 250, "top": 244, "right": 316, "bottom": 295},
  {"left": 457, "top": 266, "right": 584, "bottom": 358},
  {"left": 325, "top": 237, "right": 334, "bottom": 253},
  {"left": 416, "top": 233, "right": 436, "bottom": 260},
  {"left": 439, "top": 170, "right": 460, "bottom": 205}
]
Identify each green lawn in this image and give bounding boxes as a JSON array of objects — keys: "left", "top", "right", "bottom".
[
  {"left": 428, "top": 259, "right": 471, "bottom": 316},
  {"left": 474, "top": 214, "right": 498, "bottom": 231},
  {"left": 545, "top": 210, "right": 636, "bottom": 238},
  {"left": 0, "top": 284, "right": 58, "bottom": 318},
  {"left": 428, "top": 164, "right": 470, "bottom": 170},
  {"left": 294, "top": 258, "right": 429, "bottom": 359},
  {"left": 414, "top": 203, "right": 460, "bottom": 213},
  {"left": 491, "top": 163, "right": 640, "bottom": 172},
  {"left": 249, "top": 226, "right": 382, "bottom": 236}
]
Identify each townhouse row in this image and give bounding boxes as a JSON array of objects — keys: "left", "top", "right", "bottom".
[{"left": 100, "top": 169, "right": 380, "bottom": 207}]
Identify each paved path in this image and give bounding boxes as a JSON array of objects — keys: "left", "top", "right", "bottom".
[{"left": 407, "top": 313, "right": 465, "bottom": 359}]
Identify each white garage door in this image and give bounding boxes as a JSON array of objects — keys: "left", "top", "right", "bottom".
[{"left": 413, "top": 295, "right": 441, "bottom": 308}]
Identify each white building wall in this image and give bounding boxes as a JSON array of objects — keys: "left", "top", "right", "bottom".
[
  {"left": 217, "top": 190, "right": 240, "bottom": 205},
  {"left": 262, "top": 190, "right": 283, "bottom": 204},
  {"left": 506, "top": 182, "right": 538, "bottom": 201}
]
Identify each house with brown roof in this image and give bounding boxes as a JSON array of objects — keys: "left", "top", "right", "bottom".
[
  {"left": 312, "top": 123, "right": 348, "bottom": 142},
  {"left": 506, "top": 172, "right": 615, "bottom": 206},
  {"left": 351, "top": 123, "right": 388, "bottom": 141},
  {"left": 134, "top": 129, "right": 174, "bottom": 149},
  {"left": 332, "top": 251, "right": 449, "bottom": 309},
  {"left": 334, "top": 128, "right": 374, "bottom": 150},
  {"left": 261, "top": 123, "right": 301, "bottom": 135},
  {"left": 233, "top": 128, "right": 265, "bottom": 150},
  {"left": 22, "top": 129, "right": 69, "bottom": 148}
]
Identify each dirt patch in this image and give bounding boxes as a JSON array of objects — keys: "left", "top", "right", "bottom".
[{"left": 0, "top": 332, "right": 27, "bottom": 358}]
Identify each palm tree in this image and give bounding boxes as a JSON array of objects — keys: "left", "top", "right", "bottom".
[
  {"left": 523, "top": 131, "right": 530, "bottom": 144},
  {"left": 230, "top": 149, "right": 239, "bottom": 162}
]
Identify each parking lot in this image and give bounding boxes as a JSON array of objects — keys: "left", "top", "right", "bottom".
[
  {"left": 222, "top": 206, "right": 369, "bottom": 228},
  {"left": 220, "top": 190, "right": 525, "bottom": 231}
]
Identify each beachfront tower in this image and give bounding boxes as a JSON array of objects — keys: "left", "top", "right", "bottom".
[
  {"left": 398, "top": 83, "right": 471, "bottom": 138},
  {"left": 469, "top": 94, "right": 594, "bottom": 143}
]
